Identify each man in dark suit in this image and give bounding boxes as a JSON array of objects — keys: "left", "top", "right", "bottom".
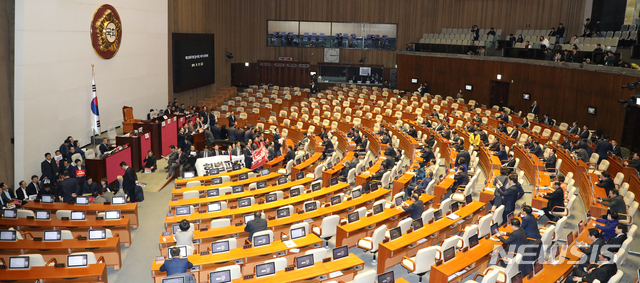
[
  {"left": 71, "top": 160, "right": 87, "bottom": 185},
  {"left": 211, "top": 144, "right": 224, "bottom": 156},
  {"left": 227, "top": 111, "right": 237, "bottom": 127},
  {"left": 494, "top": 143, "right": 508, "bottom": 162},
  {"left": 40, "top": 153, "right": 58, "bottom": 183},
  {"left": 578, "top": 228, "right": 605, "bottom": 268},
  {"left": 120, "top": 162, "right": 138, "bottom": 202},
  {"left": 594, "top": 137, "right": 613, "bottom": 164},
  {"left": 15, "top": 181, "right": 29, "bottom": 202},
  {"left": 452, "top": 166, "right": 469, "bottom": 190},
  {"left": 231, "top": 142, "right": 242, "bottom": 157},
  {"left": 244, "top": 211, "right": 268, "bottom": 242},
  {"left": 0, "top": 185, "right": 11, "bottom": 207},
  {"left": 235, "top": 126, "right": 244, "bottom": 142},
  {"left": 310, "top": 81, "right": 318, "bottom": 96},
  {"left": 509, "top": 125, "right": 520, "bottom": 139},
  {"left": 561, "top": 135, "right": 572, "bottom": 149},
  {"left": 82, "top": 177, "right": 100, "bottom": 195},
  {"left": 58, "top": 172, "right": 80, "bottom": 202},
  {"left": 243, "top": 143, "right": 253, "bottom": 169},
  {"left": 401, "top": 194, "right": 424, "bottom": 220},
  {"left": 568, "top": 122, "right": 579, "bottom": 135},
  {"left": 167, "top": 147, "right": 186, "bottom": 179},
  {"left": 36, "top": 183, "right": 58, "bottom": 201},
  {"left": 605, "top": 224, "right": 628, "bottom": 253},
  {"left": 596, "top": 172, "right": 615, "bottom": 196},
  {"left": 283, "top": 146, "right": 295, "bottom": 164},
  {"left": 98, "top": 138, "right": 110, "bottom": 156},
  {"left": 159, "top": 247, "right": 194, "bottom": 276},
  {"left": 496, "top": 121, "right": 508, "bottom": 134},
  {"left": 598, "top": 189, "right": 626, "bottom": 215},
  {"left": 540, "top": 113, "right": 555, "bottom": 127},
  {"left": 321, "top": 136, "right": 334, "bottom": 160},
  {"left": 420, "top": 146, "right": 435, "bottom": 163},
  {"left": 530, "top": 101, "right": 539, "bottom": 117},
  {"left": 455, "top": 150, "right": 470, "bottom": 168},
  {"left": 624, "top": 153, "right": 640, "bottom": 171},
  {"left": 500, "top": 175, "right": 524, "bottom": 224},
  {"left": 580, "top": 126, "right": 590, "bottom": 140},
  {"left": 520, "top": 205, "right": 541, "bottom": 239},
  {"left": 498, "top": 218, "right": 528, "bottom": 253},
  {"left": 0, "top": 182, "right": 15, "bottom": 202},
  {"left": 610, "top": 140, "right": 621, "bottom": 157},
  {"left": 59, "top": 160, "right": 72, "bottom": 178},
  {"left": 497, "top": 110, "right": 509, "bottom": 123},
  {"left": 198, "top": 147, "right": 211, "bottom": 159},
  {"left": 542, "top": 181, "right": 564, "bottom": 221},
  {"left": 208, "top": 109, "right": 217, "bottom": 127},
  {"left": 565, "top": 252, "right": 617, "bottom": 283},
  {"left": 210, "top": 124, "right": 221, "bottom": 141},
  {"left": 26, "top": 175, "right": 41, "bottom": 196},
  {"left": 545, "top": 148, "right": 557, "bottom": 170},
  {"left": 502, "top": 154, "right": 516, "bottom": 173},
  {"left": 530, "top": 141, "right": 543, "bottom": 158},
  {"left": 227, "top": 125, "right": 236, "bottom": 142},
  {"left": 272, "top": 129, "right": 281, "bottom": 155}
]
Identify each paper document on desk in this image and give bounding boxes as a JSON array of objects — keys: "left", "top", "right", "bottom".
[
  {"left": 484, "top": 187, "right": 494, "bottom": 192},
  {"left": 490, "top": 237, "right": 501, "bottom": 241},
  {"left": 304, "top": 219, "right": 313, "bottom": 223},
  {"left": 407, "top": 172, "right": 416, "bottom": 175},
  {"left": 417, "top": 238, "right": 428, "bottom": 244},
  {"left": 448, "top": 274, "right": 459, "bottom": 281},
  {"left": 289, "top": 248, "right": 300, "bottom": 253},
  {"left": 448, "top": 175, "right": 454, "bottom": 179},
  {"left": 283, "top": 240, "right": 297, "bottom": 248},
  {"left": 329, "top": 271, "right": 343, "bottom": 278},
  {"left": 551, "top": 259, "right": 560, "bottom": 265},
  {"left": 446, "top": 214, "right": 460, "bottom": 220}
]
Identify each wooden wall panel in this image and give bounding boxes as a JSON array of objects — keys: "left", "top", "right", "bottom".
[
  {"left": 170, "top": 0, "right": 587, "bottom": 103},
  {"left": 397, "top": 54, "right": 640, "bottom": 144},
  {"left": 0, "top": 0, "right": 14, "bottom": 186}
]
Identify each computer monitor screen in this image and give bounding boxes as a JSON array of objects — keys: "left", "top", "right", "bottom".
[
  {"left": 233, "top": 164, "right": 242, "bottom": 171},
  {"left": 207, "top": 202, "right": 222, "bottom": 212},
  {"left": 41, "top": 195, "right": 54, "bottom": 203},
  {"left": 175, "top": 206, "right": 191, "bottom": 216},
  {"left": 347, "top": 212, "right": 359, "bottom": 223},
  {"left": 232, "top": 185, "right": 244, "bottom": 193},
  {"left": 105, "top": 210, "right": 121, "bottom": 220},
  {"left": 210, "top": 241, "right": 230, "bottom": 254},
  {"left": 278, "top": 177, "right": 287, "bottom": 185},
  {"left": 265, "top": 194, "right": 277, "bottom": 203},
  {"left": 465, "top": 194, "right": 473, "bottom": 204},
  {"left": 183, "top": 171, "right": 195, "bottom": 179},
  {"left": 511, "top": 272, "right": 523, "bottom": 283},
  {"left": 412, "top": 219, "right": 423, "bottom": 230},
  {"left": 388, "top": 227, "right": 402, "bottom": 240},
  {"left": 377, "top": 271, "right": 395, "bottom": 283},
  {"left": 290, "top": 227, "right": 306, "bottom": 239},
  {"left": 533, "top": 259, "right": 543, "bottom": 275},
  {"left": 506, "top": 211, "right": 514, "bottom": 223},
  {"left": 112, "top": 196, "right": 126, "bottom": 204},
  {"left": 290, "top": 187, "right": 300, "bottom": 197},
  {"left": 277, "top": 208, "right": 290, "bottom": 219},
  {"left": 238, "top": 198, "right": 252, "bottom": 208},
  {"left": 443, "top": 246, "right": 455, "bottom": 262},
  {"left": 490, "top": 223, "right": 499, "bottom": 236},
  {"left": 238, "top": 173, "right": 248, "bottom": 181},
  {"left": 549, "top": 243, "right": 559, "bottom": 260},
  {"left": 295, "top": 158, "right": 301, "bottom": 166},
  {"left": 0, "top": 230, "right": 16, "bottom": 241},
  {"left": 433, "top": 209, "right": 443, "bottom": 221},
  {"left": 209, "top": 270, "right": 232, "bottom": 283},
  {"left": 372, "top": 203, "right": 384, "bottom": 215},
  {"left": 577, "top": 220, "right": 584, "bottom": 235},
  {"left": 9, "top": 256, "right": 29, "bottom": 269},
  {"left": 257, "top": 181, "right": 268, "bottom": 189},
  {"left": 167, "top": 246, "right": 188, "bottom": 259},
  {"left": 332, "top": 245, "right": 349, "bottom": 260},
  {"left": 330, "top": 195, "right": 342, "bottom": 205},
  {"left": 295, "top": 254, "right": 314, "bottom": 269},
  {"left": 468, "top": 234, "right": 479, "bottom": 249},
  {"left": 566, "top": 231, "right": 574, "bottom": 246},
  {"left": 450, "top": 201, "right": 459, "bottom": 212},
  {"left": 89, "top": 229, "right": 107, "bottom": 240},
  {"left": 35, "top": 210, "right": 50, "bottom": 220},
  {"left": 67, "top": 254, "right": 88, "bottom": 267},
  {"left": 255, "top": 262, "right": 276, "bottom": 278},
  {"left": 369, "top": 160, "right": 373, "bottom": 168},
  {"left": 261, "top": 168, "right": 270, "bottom": 176},
  {"left": 172, "top": 224, "right": 181, "bottom": 234},
  {"left": 210, "top": 168, "right": 220, "bottom": 175},
  {"left": 351, "top": 188, "right": 361, "bottom": 199},
  {"left": 243, "top": 214, "right": 255, "bottom": 223},
  {"left": 44, "top": 230, "right": 61, "bottom": 241},
  {"left": 70, "top": 211, "right": 86, "bottom": 220},
  {"left": 330, "top": 177, "right": 338, "bottom": 186},
  {"left": 253, "top": 234, "right": 270, "bottom": 247},
  {"left": 304, "top": 202, "right": 317, "bottom": 212},
  {"left": 211, "top": 177, "right": 223, "bottom": 185},
  {"left": 295, "top": 172, "right": 304, "bottom": 180},
  {"left": 206, "top": 189, "right": 219, "bottom": 197},
  {"left": 311, "top": 182, "right": 321, "bottom": 192},
  {"left": 76, "top": 196, "right": 89, "bottom": 205},
  {"left": 394, "top": 196, "right": 403, "bottom": 206},
  {"left": 327, "top": 162, "right": 332, "bottom": 169},
  {"left": 370, "top": 182, "right": 379, "bottom": 192},
  {"left": 162, "top": 277, "right": 184, "bottom": 283}
]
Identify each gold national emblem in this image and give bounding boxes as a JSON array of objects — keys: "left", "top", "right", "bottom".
[{"left": 90, "top": 4, "right": 122, "bottom": 59}]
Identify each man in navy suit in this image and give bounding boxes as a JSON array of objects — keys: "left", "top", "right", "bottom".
[
  {"left": 520, "top": 205, "right": 541, "bottom": 240},
  {"left": 594, "top": 136, "right": 613, "bottom": 164},
  {"left": 568, "top": 122, "right": 579, "bottom": 135},
  {"left": 160, "top": 247, "right": 193, "bottom": 276},
  {"left": 227, "top": 111, "right": 237, "bottom": 127},
  {"left": 494, "top": 143, "right": 508, "bottom": 162},
  {"left": 401, "top": 194, "right": 424, "bottom": 220}
]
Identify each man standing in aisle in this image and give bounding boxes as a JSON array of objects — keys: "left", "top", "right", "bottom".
[{"left": 120, "top": 162, "right": 138, "bottom": 202}]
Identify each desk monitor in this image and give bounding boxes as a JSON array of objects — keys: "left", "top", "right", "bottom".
[
  {"left": 433, "top": 209, "right": 443, "bottom": 221},
  {"left": 468, "top": 234, "right": 479, "bottom": 249},
  {"left": 370, "top": 182, "right": 379, "bottom": 192},
  {"left": 388, "top": 227, "right": 402, "bottom": 240},
  {"left": 327, "top": 162, "right": 333, "bottom": 169},
  {"left": 89, "top": 229, "right": 107, "bottom": 240},
  {"left": 253, "top": 234, "right": 270, "bottom": 247},
  {"left": 207, "top": 188, "right": 220, "bottom": 197},
  {"left": 35, "top": 210, "right": 51, "bottom": 220},
  {"left": 265, "top": 193, "right": 277, "bottom": 203},
  {"left": 295, "top": 158, "right": 301, "bottom": 166},
  {"left": 450, "top": 201, "right": 459, "bottom": 212},
  {"left": 175, "top": 206, "right": 191, "bottom": 216},
  {"left": 278, "top": 177, "right": 288, "bottom": 185},
  {"left": 9, "top": 256, "right": 29, "bottom": 269},
  {"left": 238, "top": 198, "right": 252, "bottom": 208},
  {"left": 257, "top": 181, "right": 268, "bottom": 189},
  {"left": 210, "top": 240, "right": 230, "bottom": 254},
  {"left": 238, "top": 173, "right": 249, "bottom": 181},
  {"left": 566, "top": 231, "right": 574, "bottom": 246},
  {"left": 207, "top": 202, "right": 222, "bottom": 212},
  {"left": 44, "top": 230, "right": 61, "bottom": 241},
  {"left": 105, "top": 210, "right": 121, "bottom": 220},
  {"left": 412, "top": 219, "right": 423, "bottom": 230},
  {"left": 465, "top": 194, "right": 473, "bottom": 204},
  {"left": 490, "top": 223, "right": 499, "bottom": 236},
  {"left": 377, "top": 271, "right": 395, "bottom": 283},
  {"left": 290, "top": 187, "right": 301, "bottom": 197},
  {"left": 209, "top": 270, "right": 232, "bottom": 283},
  {"left": 330, "top": 177, "right": 338, "bottom": 186},
  {"left": 369, "top": 160, "right": 373, "bottom": 168},
  {"left": 311, "top": 182, "right": 321, "bottom": 192},
  {"left": 332, "top": 245, "right": 349, "bottom": 260},
  {"left": 533, "top": 259, "right": 543, "bottom": 276},
  {"left": 443, "top": 246, "right": 456, "bottom": 262},
  {"left": 209, "top": 168, "right": 219, "bottom": 175},
  {"left": 172, "top": 224, "right": 181, "bottom": 234},
  {"left": 347, "top": 211, "right": 359, "bottom": 223},
  {"left": 233, "top": 163, "right": 242, "bottom": 171},
  {"left": 330, "top": 195, "right": 342, "bottom": 205},
  {"left": 510, "top": 272, "right": 523, "bottom": 283},
  {"left": 305, "top": 153, "right": 309, "bottom": 160},
  {"left": 112, "top": 196, "right": 126, "bottom": 204},
  {"left": 167, "top": 246, "right": 187, "bottom": 259},
  {"left": 277, "top": 208, "right": 290, "bottom": 219},
  {"left": 394, "top": 196, "right": 403, "bottom": 206},
  {"left": 232, "top": 185, "right": 244, "bottom": 194},
  {"left": 67, "top": 254, "right": 88, "bottom": 267},
  {"left": 41, "top": 195, "right": 54, "bottom": 203},
  {"left": 163, "top": 278, "right": 184, "bottom": 283},
  {"left": 255, "top": 262, "right": 276, "bottom": 278},
  {"left": 372, "top": 203, "right": 384, "bottom": 215},
  {"left": 295, "top": 172, "right": 305, "bottom": 180},
  {"left": 577, "top": 220, "right": 584, "bottom": 235},
  {"left": 295, "top": 254, "right": 314, "bottom": 269},
  {"left": 506, "top": 211, "right": 514, "bottom": 223},
  {"left": 305, "top": 201, "right": 318, "bottom": 212},
  {"left": 243, "top": 214, "right": 255, "bottom": 224},
  {"left": 549, "top": 243, "right": 559, "bottom": 260},
  {"left": 261, "top": 168, "right": 270, "bottom": 176},
  {"left": 70, "top": 211, "right": 86, "bottom": 220},
  {"left": 75, "top": 196, "right": 89, "bottom": 205},
  {"left": 351, "top": 188, "right": 362, "bottom": 199},
  {"left": 211, "top": 177, "right": 223, "bottom": 185},
  {"left": 2, "top": 209, "right": 17, "bottom": 219},
  {"left": 183, "top": 171, "right": 195, "bottom": 179},
  {"left": 0, "top": 230, "right": 16, "bottom": 241},
  {"left": 290, "top": 227, "right": 306, "bottom": 239}
]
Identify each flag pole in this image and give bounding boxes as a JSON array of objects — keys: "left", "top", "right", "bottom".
[{"left": 91, "top": 64, "right": 101, "bottom": 146}]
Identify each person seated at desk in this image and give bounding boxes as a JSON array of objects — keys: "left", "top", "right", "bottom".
[
  {"left": 283, "top": 145, "right": 295, "bottom": 164},
  {"left": 590, "top": 211, "right": 619, "bottom": 241},
  {"left": 380, "top": 132, "right": 391, "bottom": 144},
  {"left": 92, "top": 188, "right": 107, "bottom": 204},
  {"left": 529, "top": 141, "right": 543, "bottom": 158},
  {"left": 496, "top": 121, "right": 508, "bottom": 134},
  {"left": 406, "top": 125, "right": 417, "bottom": 138},
  {"left": 143, "top": 150, "right": 156, "bottom": 172},
  {"left": 493, "top": 143, "right": 508, "bottom": 163},
  {"left": 544, "top": 148, "right": 557, "bottom": 170},
  {"left": 487, "top": 138, "right": 500, "bottom": 152},
  {"left": 455, "top": 157, "right": 468, "bottom": 173},
  {"left": 523, "top": 136, "right": 535, "bottom": 150},
  {"left": 245, "top": 211, "right": 268, "bottom": 242},
  {"left": 441, "top": 125, "right": 452, "bottom": 140},
  {"left": 508, "top": 125, "right": 520, "bottom": 140},
  {"left": 497, "top": 110, "right": 509, "bottom": 124},
  {"left": 597, "top": 189, "right": 626, "bottom": 216},
  {"left": 452, "top": 166, "right": 469, "bottom": 191},
  {"left": 595, "top": 172, "right": 615, "bottom": 196},
  {"left": 420, "top": 145, "right": 435, "bottom": 163},
  {"left": 175, "top": 219, "right": 194, "bottom": 249},
  {"left": 580, "top": 125, "right": 590, "bottom": 141},
  {"left": 340, "top": 153, "right": 360, "bottom": 179},
  {"left": 160, "top": 246, "right": 194, "bottom": 276},
  {"left": 502, "top": 154, "right": 516, "bottom": 173},
  {"left": 401, "top": 194, "right": 424, "bottom": 220},
  {"left": 82, "top": 177, "right": 100, "bottom": 195},
  {"left": 540, "top": 113, "right": 555, "bottom": 127},
  {"left": 623, "top": 152, "right": 640, "bottom": 171},
  {"left": 565, "top": 252, "right": 618, "bottom": 283},
  {"left": 520, "top": 205, "right": 541, "bottom": 240},
  {"left": 357, "top": 137, "right": 368, "bottom": 153},
  {"left": 410, "top": 170, "right": 433, "bottom": 197},
  {"left": 321, "top": 136, "right": 334, "bottom": 160},
  {"left": 605, "top": 224, "right": 628, "bottom": 253},
  {"left": 541, "top": 181, "right": 564, "bottom": 222},
  {"left": 210, "top": 144, "right": 224, "bottom": 156},
  {"left": 469, "top": 129, "right": 482, "bottom": 148},
  {"left": 453, "top": 139, "right": 465, "bottom": 152},
  {"left": 577, "top": 228, "right": 605, "bottom": 268},
  {"left": 36, "top": 183, "right": 58, "bottom": 202},
  {"left": 497, "top": 218, "right": 528, "bottom": 252},
  {"left": 561, "top": 135, "right": 572, "bottom": 149},
  {"left": 425, "top": 134, "right": 436, "bottom": 148}
]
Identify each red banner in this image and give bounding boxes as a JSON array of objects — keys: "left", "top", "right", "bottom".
[{"left": 251, "top": 142, "right": 269, "bottom": 169}]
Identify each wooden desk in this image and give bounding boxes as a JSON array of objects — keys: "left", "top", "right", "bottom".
[
  {"left": 0, "top": 264, "right": 108, "bottom": 282},
  {"left": 264, "top": 139, "right": 294, "bottom": 169},
  {"left": 291, "top": 152, "right": 322, "bottom": 177},
  {"left": 85, "top": 146, "right": 132, "bottom": 184},
  {"left": 230, "top": 253, "right": 364, "bottom": 283},
  {"left": 585, "top": 172, "right": 609, "bottom": 217},
  {"left": 174, "top": 168, "right": 252, "bottom": 188},
  {"left": 115, "top": 132, "right": 152, "bottom": 172},
  {"left": 513, "top": 145, "right": 547, "bottom": 188},
  {"left": 0, "top": 217, "right": 132, "bottom": 247},
  {"left": 0, "top": 237, "right": 122, "bottom": 270},
  {"left": 322, "top": 152, "right": 354, "bottom": 186},
  {"left": 171, "top": 173, "right": 282, "bottom": 197},
  {"left": 434, "top": 173, "right": 455, "bottom": 202},
  {"left": 393, "top": 171, "right": 415, "bottom": 196},
  {"left": 355, "top": 158, "right": 384, "bottom": 188},
  {"left": 23, "top": 202, "right": 139, "bottom": 229},
  {"left": 377, "top": 201, "right": 485, "bottom": 274}
]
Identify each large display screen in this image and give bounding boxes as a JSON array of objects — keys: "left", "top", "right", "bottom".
[{"left": 173, "top": 33, "right": 215, "bottom": 93}]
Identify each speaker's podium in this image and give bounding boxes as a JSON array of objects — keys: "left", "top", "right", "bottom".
[
  {"left": 116, "top": 131, "right": 152, "bottom": 172},
  {"left": 85, "top": 146, "right": 132, "bottom": 183},
  {"left": 135, "top": 115, "right": 178, "bottom": 159}
]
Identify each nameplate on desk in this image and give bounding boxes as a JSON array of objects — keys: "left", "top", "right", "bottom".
[
  {"left": 166, "top": 213, "right": 174, "bottom": 217},
  {"left": 26, "top": 216, "right": 34, "bottom": 220},
  {"left": 235, "top": 259, "right": 244, "bottom": 264},
  {"left": 78, "top": 236, "right": 87, "bottom": 240},
  {"left": 230, "top": 205, "right": 237, "bottom": 209},
  {"left": 61, "top": 217, "right": 69, "bottom": 220},
  {"left": 33, "top": 237, "right": 42, "bottom": 241},
  {"left": 54, "top": 263, "right": 65, "bottom": 268},
  {"left": 382, "top": 238, "right": 390, "bottom": 243},
  {"left": 435, "top": 259, "right": 443, "bottom": 266},
  {"left": 243, "top": 244, "right": 251, "bottom": 249},
  {"left": 235, "top": 222, "right": 243, "bottom": 226},
  {"left": 285, "top": 266, "right": 295, "bottom": 272},
  {"left": 103, "top": 202, "right": 111, "bottom": 205},
  {"left": 200, "top": 228, "right": 208, "bottom": 232},
  {"left": 199, "top": 210, "right": 206, "bottom": 214},
  {"left": 200, "top": 251, "right": 210, "bottom": 256},
  {"left": 462, "top": 247, "right": 469, "bottom": 252},
  {"left": 199, "top": 195, "right": 205, "bottom": 198},
  {"left": 243, "top": 275, "right": 254, "bottom": 280},
  {"left": 250, "top": 187, "right": 256, "bottom": 191},
  {"left": 268, "top": 215, "right": 275, "bottom": 220},
  {"left": 225, "top": 192, "right": 232, "bottom": 195},
  {"left": 323, "top": 257, "right": 332, "bottom": 263}
]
